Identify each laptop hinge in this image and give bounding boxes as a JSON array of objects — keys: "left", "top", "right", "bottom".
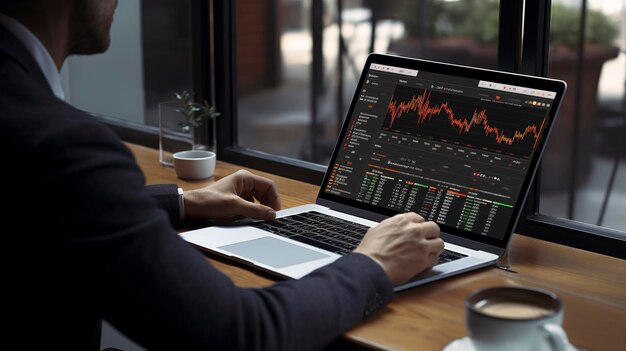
[
  {"left": 316, "top": 198, "right": 389, "bottom": 222},
  {"left": 442, "top": 232, "right": 505, "bottom": 256}
]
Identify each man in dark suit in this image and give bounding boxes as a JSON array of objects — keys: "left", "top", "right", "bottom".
[{"left": 1, "top": 1, "right": 444, "bottom": 350}]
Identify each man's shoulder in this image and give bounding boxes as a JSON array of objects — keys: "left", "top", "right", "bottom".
[
  {"left": 0, "top": 21, "right": 73, "bottom": 139},
  {"left": 0, "top": 24, "right": 49, "bottom": 86},
  {"left": 0, "top": 57, "right": 117, "bottom": 150}
]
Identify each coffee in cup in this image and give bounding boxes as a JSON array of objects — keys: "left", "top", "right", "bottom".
[
  {"left": 464, "top": 286, "right": 574, "bottom": 351},
  {"left": 474, "top": 298, "right": 553, "bottom": 319}
]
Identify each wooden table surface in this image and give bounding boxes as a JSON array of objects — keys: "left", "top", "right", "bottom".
[{"left": 129, "top": 143, "right": 626, "bottom": 351}]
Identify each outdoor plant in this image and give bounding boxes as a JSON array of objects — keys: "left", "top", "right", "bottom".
[
  {"left": 173, "top": 90, "right": 220, "bottom": 152},
  {"left": 174, "top": 90, "right": 219, "bottom": 131},
  {"left": 401, "top": 0, "right": 500, "bottom": 44},
  {"left": 401, "top": 0, "right": 618, "bottom": 48},
  {"left": 551, "top": 3, "right": 618, "bottom": 47}
]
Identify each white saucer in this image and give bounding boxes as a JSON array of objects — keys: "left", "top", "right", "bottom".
[
  {"left": 442, "top": 337, "right": 580, "bottom": 351},
  {"left": 442, "top": 336, "right": 476, "bottom": 351}
]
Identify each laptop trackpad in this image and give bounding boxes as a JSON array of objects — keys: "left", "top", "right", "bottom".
[{"left": 218, "top": 237, "right": 329, "bottom": 268}]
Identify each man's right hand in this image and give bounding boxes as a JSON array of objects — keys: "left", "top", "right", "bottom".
[{"left": 354, "top": 212, "right": 444, "bottom": 286}]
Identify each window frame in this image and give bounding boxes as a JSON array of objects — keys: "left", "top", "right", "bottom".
[
  {"left": 101, "top": 0, "right": 625, "bottom": 259},
  {"left": 213, "top": 0, "right": 531, "bottom": 180},
  {"left": 212, "top": 0, "right": 327, "bottom": 184},
  {"left": 516, "top": 0, "right": 626, "bottom": 259}
]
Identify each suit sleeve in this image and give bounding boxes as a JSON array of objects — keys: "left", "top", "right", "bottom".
[
  {"left": 36, "top": 121, "right": 394, "bottom": 351},
  {"left": 146, "top": 184, "right": 182, "bottom": 227}
]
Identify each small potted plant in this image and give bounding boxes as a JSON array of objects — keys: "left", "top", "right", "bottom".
[
  {"left": 159, "top": 91, "right": 220, "bottom": 167},
  {"left": 174, "top": 90, "right": 220, "bottom": 151}
]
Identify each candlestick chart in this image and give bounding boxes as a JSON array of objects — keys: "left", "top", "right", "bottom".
[{"left": 383, "top": 85, "right": 548, "bottom": 158}]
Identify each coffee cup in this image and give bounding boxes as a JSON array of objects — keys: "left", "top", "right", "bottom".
[
  {"left": 463, "top": 286, "right": 573, "bottom": 351},
  {"left": 172, "top": 150, "right": 216, "bottom": 180}
]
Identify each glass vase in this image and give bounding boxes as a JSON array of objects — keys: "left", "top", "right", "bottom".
[
  {"left": 191, "top": 115, "right": 216, "bottom": 153},
  {"left": 158, "top": 100, "right": 192, "bottom": 167}
]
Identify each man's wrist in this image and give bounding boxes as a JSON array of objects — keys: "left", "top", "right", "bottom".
[{"left": 177, "top": 187, "right": 185, "bottom": 224}]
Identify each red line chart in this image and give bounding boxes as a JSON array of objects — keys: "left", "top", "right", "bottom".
[{"left": 383, "top": 86, "right": 548, "bottom": 158}]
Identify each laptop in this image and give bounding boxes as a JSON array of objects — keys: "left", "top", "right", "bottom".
[{"left": 182, "top": 53, "right": 567, "bottom": 292}]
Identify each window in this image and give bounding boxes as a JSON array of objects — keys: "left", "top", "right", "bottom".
[
  {"left": 61, "top": 0, "right": 195, "bottom": 137},
  {"left": 513, "top": 0, "right": 626, "bottom": 257},
  {"left": 235, "top": 0, "right": 501, "bottom": 164},
  {"left": 62, "top": 1, "right": 624, "bottom": 257},
  {"left": 215, "top": 0, "right": 626, "bottom": 257},
  {"left": 539, "top": 0, "right": 625, "bottom": 233}
]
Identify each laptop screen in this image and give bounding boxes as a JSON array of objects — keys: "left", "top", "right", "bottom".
[{"left": 319, "top": 54, "right": 566, "bottom": 248}]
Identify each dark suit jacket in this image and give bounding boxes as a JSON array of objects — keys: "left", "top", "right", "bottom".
[{"left": 0, "top": 25, "right": 393, "bottom": 350}]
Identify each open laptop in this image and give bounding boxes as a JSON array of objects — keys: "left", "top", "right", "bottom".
[{"left": 182, "top": 53, "right": 566, "bottom": 292}]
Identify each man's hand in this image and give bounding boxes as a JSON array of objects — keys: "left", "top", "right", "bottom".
[
  {"left": 354, "top": 212, "right": 444, "bottom": 286},
  {"left": 183, "top": 169, "right": 281, "bottom": 222}
]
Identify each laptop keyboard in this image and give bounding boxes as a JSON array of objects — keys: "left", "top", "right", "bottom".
[
  {"left": 253, "top": 211, "right": 365, "bottom": 255},
  {"left": 253, "top": 211, "right": 468, "bottom": 263}
]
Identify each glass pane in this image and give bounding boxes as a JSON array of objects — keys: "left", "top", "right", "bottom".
[
  {"left": 541, "top": 0, "right": 626, "bottom": 232},
  {"left": 60, "top": 0, "right": 194, "bottom": 127},
  {"left": 236, "top": 0, "right": 500, "bottom": 164}
]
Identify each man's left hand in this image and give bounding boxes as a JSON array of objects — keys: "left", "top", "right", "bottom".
[{"left": 183, "top": 169, "right": 281, "bottom": 222}]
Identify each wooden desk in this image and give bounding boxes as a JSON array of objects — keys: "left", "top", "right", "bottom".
[{"left": 129, "top": 143, "right": 626, "bottom": 351}]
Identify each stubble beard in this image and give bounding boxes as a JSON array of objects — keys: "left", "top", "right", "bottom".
[{"left": 68, "top": 0, "right": 116, "bottom": 56}]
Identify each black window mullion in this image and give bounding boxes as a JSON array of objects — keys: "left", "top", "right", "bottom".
[
  {"left": 521, "top": 0, "right": 551, "bottom": 77},
  {"left": 206, "top": 0, "right": 626, "bottom": 258},
  {"left": 214, "top": 0, "right": 236, "bottom": 156},
  {"left": 519, "top": 0, "right": 552, "bottom": 221},
  {"left": 497, "top": 0, "right": 524, "bottom": 73},
  {"left": 212, "top": 0, "right": 326, "bottom": 184}
]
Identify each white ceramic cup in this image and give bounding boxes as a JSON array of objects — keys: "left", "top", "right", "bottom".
[
  {"left": 172, "top": 150, "right": 216, "bottom": 180},
  {"left": 465, "top": 286, "right": 573, "bottom": 351}
]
